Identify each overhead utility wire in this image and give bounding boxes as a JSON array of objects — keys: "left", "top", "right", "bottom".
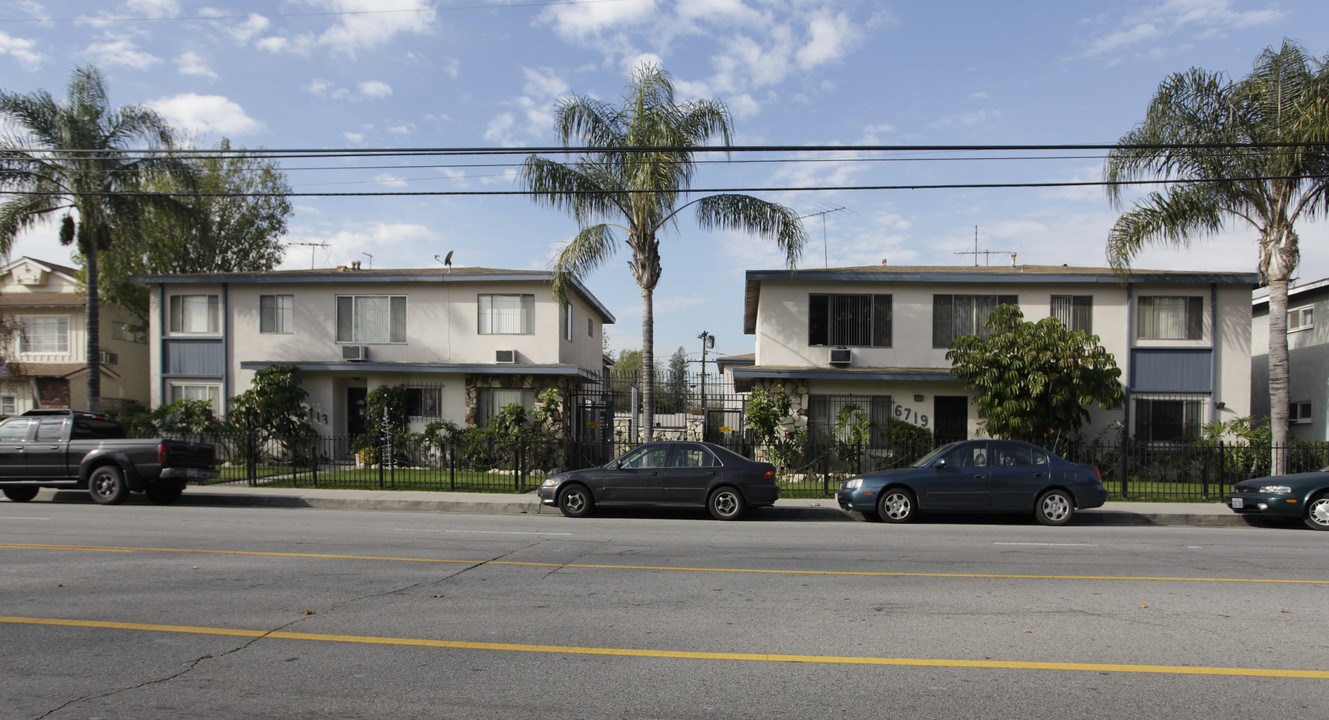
[{"left": 5, "top": 174, "right": 1326, "bottom": 199}]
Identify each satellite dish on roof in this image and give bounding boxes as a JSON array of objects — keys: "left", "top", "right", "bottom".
[{"left": 434, "top": 251, "right": 454, "bottom": 272}]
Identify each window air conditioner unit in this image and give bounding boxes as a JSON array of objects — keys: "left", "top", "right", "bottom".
[
  {"left": 98, "top": 351, "right": 118, "bottom": 365},
  {"left": 829, "top": 348, "right": 852, "bottom": 365},
  {"left": 342, "top": 345, "right": 368, "bottom": 362},
  {"left": 495, "top": 349, "right": 516, "bottom": 364}
]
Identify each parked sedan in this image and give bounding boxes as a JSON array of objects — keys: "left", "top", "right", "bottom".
[
  {"left": 1225, "top": 473, "right": 1329, "bottom": 530},
  {"left": 538, "top": 441, "right": 779, "bottom": 520},
  {"left": 837, "top": 439, "right": 1107, "bottom": 526}
]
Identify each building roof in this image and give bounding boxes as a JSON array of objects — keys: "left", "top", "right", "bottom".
[
  {"left": 743, "top": 264, "right": 1259, "bottom": 333},
  {"left": 133, "top": 266, "right": 616, "bottom": 324},
  {"left": 240, "top": 360, "right": 601, "bottom": 383},
  {"left": 0, "top": 256, "right": 81, "bottom": 280},
  {"left": 1252, "top": 277, "right": 1329, "bottom": 311},
  {"left": 731, "top": 365, "right": 954, "bottom": 382}
]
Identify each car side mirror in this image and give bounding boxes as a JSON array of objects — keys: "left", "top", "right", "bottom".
[{"left": 934, "top": 458, "right": 946, "bottom": 469}]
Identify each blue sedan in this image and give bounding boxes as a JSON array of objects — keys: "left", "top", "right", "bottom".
[{"left": 837, "top": 439, "right": 1107, "bottom": 526}]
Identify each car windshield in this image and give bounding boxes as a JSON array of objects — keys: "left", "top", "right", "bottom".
[{"left": 911, "top": 442, "right": 958, "bottom": 468}]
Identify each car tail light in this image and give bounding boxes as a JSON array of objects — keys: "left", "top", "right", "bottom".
[
  {"left": 158, "top": 442, "right": 168, "bottom": 464},
  {"left": 1092, "top": 467, "right": 1102, "bottom": 483},
  {"left": 763, "top": 470, "right": 775, "bottom": 480}
]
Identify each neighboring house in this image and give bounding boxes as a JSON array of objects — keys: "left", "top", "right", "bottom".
[
  {"left": 1251, "top": 277, "right": 1329, "bottom": 441},
  {"left": 0, "top": 256, "right": 149, "bottom": 414},
  {"left": 134, "top": 265, "right": 614, "bottom": 439},
  {"left": 733, "top": 263, "right": 1256, "bottom": 444}
]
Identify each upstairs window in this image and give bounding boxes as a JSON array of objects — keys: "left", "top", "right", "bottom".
[
  {"left": 337, "top": 295, "right": 406, "bottom": 343},
  {"left": 1137, "top": 296, "right": 1202, "bottom": 340},
  {"left": 1050, "top": 295, "right": 1093, "bottom": 333},
  {"left": 808, "top": 293, "right": 892, "bottom": 347},
  {"left": 1290, "top": 401, "right": 1313, "bottom": 424},
  {"left": 169, "top": 294, "right": 220, "bottom": 334},
  {"left": 260, "top": 294, "right": 294, "bottom": 334},
  {"left": 19, "top": 315, "right": 69, "bottom": 354},
  {"left": 1288, "top": 305, "right": 1314, "bottom": 332},
  {"left": 563, "top": 301, "right": 573, "bottom": 341},
  {"left": 932, "top": 294, "right": 1018, "bottom": 347},
  {"left": 478, "top": 294, "right": 534, "bottom": 335}
]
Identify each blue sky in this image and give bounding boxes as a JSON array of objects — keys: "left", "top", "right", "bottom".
[{"left": 3, "top": 0, "right": 1329, "bottom": 363}]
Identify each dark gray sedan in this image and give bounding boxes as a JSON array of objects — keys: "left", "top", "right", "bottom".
[
  {"left": 837, "top": 439, "right": 1107, "bottom": 526},
  {"left": 1225, "top": 472, "right": 1329, "bottom": 530},
  {"left": 538, "top": 441, "right": 779, "bottom": 520}
]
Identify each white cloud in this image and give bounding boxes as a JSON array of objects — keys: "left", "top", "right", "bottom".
[
  {"left": 796, "top": 13, "right": 860, "bottom": 69},
  {"left": 279, "top": 221, "right": 441, "bottom": 270},
  {"left": 313, "top": 0, "right": 437, "bottom": 55},
  {"left": 176, "top": 51, "right": 216, "bottom": 78},
  {"left": 126, "top": 0, "right": 180, "bottom": 15},
  {"left": 148, "top": 94, "right": 263, "bottom": 136},
  {"left": 228, "top": 14, "right": 271, "bottom": 43},
  {"left": 1084, "top": 0, "right": 1284, "bottom": 59},
  {"left": 85, "top": 36, "right": 159, "bottom": 68},
  {"left": 540, "top": 0, "right": 658, "bottom": 40},
  {"left": 342, "top": 131, "right": 364, "bottom": 144},
  {"left": 357, "top": 80, "right": 393, "bottom": 99},
  {"left": 0, "top": 31, "right": 42, "bottom": 69},
  {"left": 483, "top": 66, "right": 571, "bottom": 147},
  {"left": 374, "top": 173, "right": 406, "bottom": 188}
]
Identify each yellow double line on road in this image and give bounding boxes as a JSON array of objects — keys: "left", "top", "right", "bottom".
[
  {"left": 2, "top": 615, "right": 1327, "bottom": 679},
  {"left": 2, "top": 541, "right": 1327, "bottom": 585}
]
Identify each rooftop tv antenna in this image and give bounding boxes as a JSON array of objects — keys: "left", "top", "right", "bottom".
[
  {"left": 287, "top": 241, "right": 328, "bottom": 269},
  {"left": 360, "top": 252, "right": 373, "bottom": 269},
  {"left": 798, "top": 206, "right": 851, "bottom": 268},
  {"left": 953, "top": 226, "right": 1010, "bottom": 267}
]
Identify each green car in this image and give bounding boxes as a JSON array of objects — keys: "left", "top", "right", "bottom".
[{"left": 1225, "top": 473, "right": 1329, "bottom": 530}]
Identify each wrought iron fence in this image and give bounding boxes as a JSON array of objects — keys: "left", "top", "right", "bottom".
[{"left": 175, "top": 427, "right": 1329, "bottom": 502}]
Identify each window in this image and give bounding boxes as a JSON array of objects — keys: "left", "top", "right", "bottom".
[
  {"left": 405, "top": 387, "right": 442, "bottom": 418},
  {"left": 806, "top": 394, "right": 892, "bottom": 444},
  {"left": 19, "top": 315, "right": 69, "bottom": 354},
  {"left": 337, "top": 295, "right": 406, "bottom": 343},
  {"left": 1137, "top": 296, "right": 1202, "bottom": 340},
  {"left": 808, "top": 293, "right": 892, "bottom": 347},
  {"left": 0, "top": 395, "right": 16, "bottom": 416},
  {"left": 588, "top": 317, "right": 593, "bottom": 338},
  {"left": 1289, "top": 305, "right": 1314, "bottom": 332},
  {"left": 1134, "top": 397, "right": 1202, "bottom": 441},
  {"left": 1290, "top": 401, "right": 1313, "bottom": 424},
  {"left": 170, "top": 383, "right": 221, "bottom": 411},
  {"left": 669, "top": 445, "right": 719, "bottom": 468},
  {"left": 475, "top": 387, "right": 533, "bottom": 427},
  {"left": 563, "top": 301, "right": 573, "bottom": 341},
  {"left": 260, "top": 294, "right": 294, "bottom": 334},
  {"left": 992, "top": 442, "right": 1049, "bottom": 467},
  {"left": 35, "top": 418, "right": 64, "bottom": 442},
  {"left": 0, "top": 418, "right": 33, "bottom": 441},
  {"left": 478, "top": 294, "right": 534, "bottom": 335},
  {"left": 932, "top": 294, "right": 1019, "bottom": 347},
  {"left": 1050, "top": 295, "right": 1093, "bottom": 333},
  {"left": 619, "top": 444, "right": 670, "bottom": 469},
  {"left": 169, "top": 294, "right": 220, "bottom": 334}
]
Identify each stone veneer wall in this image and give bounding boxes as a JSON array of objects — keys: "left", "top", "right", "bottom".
[{"left": 464, "top": 375, "right": 571, "bottom": 438}]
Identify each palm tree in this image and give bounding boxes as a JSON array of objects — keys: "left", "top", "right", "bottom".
[
  {"left": 1104, "top": 40, "right": 1329, "bottom": 474},
  {"left": 0, "top": 65, "right": 188, "bottom": 413},
  {"left": 521, "top": 64, "right": 805, "bottom": 441}
]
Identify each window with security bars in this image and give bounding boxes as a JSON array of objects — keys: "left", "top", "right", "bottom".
[
  {"left": 808, "top": 293, "right": 891, "bottom": 347},
  {"left": 1137, "top": 296, "right": 1202, "bottom": 340},
  {"left": 932, "top": 294, "right": 1018, "bottom": 347},
  {"left": 1050, "top": 295, "right": 1092, "bottom": 333},
  {"left": 337, "top": 295, "right": 406, "bottom": 343}
]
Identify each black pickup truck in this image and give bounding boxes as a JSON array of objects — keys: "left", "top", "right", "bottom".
[{"left": 0, "top": 409, "right": 218, "bottom": 505}]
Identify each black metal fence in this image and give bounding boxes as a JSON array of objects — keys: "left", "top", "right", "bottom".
[{"left": 180, "top": 427, "right": 1329, "bottom": 502}]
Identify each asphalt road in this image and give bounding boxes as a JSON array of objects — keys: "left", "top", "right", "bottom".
[{"left": 2, "top": 502, "right": 1326, "bottom": 719}]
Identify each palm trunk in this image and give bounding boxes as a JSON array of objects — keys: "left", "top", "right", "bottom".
[
  {"left": 85, "top": 244, "right": 101, "bottom": 414},
  {"left": 1267, "top": 276, "right": 1289, "bottom": 476},
  {"left": 641, "top": 285, "right": 654, "bottom": 442}
]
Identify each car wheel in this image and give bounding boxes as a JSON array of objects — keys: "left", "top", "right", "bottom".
[
  {"left": 145, "top": 482, "right": 185, "bottom": 506},
  {"left": 877, "top": 488, "right": 916, "bottom": 523},
  {"left": 1304, "top": 494, "right": 1329, "bottom": 531},
  {"left": 88, "top": 466, "right": 129, "bottom": 505},
  {"left": 1035, "top": 489, "right": 1074, "bottom": 526},
  {"left": 708, "top": 486, "right": 746, "bottom": 520},
  {"left": 558, "top": 484, "right": 594, "bottom": 518},
  {"left": 3, "top": 487, "right": 39, "bottom": 502}
]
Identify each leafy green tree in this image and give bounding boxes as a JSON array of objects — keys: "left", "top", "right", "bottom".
[
  {"left": 1104, "top": 40, "right": 1329, "bottom": 474},
  {"left": 521, "top": 64, "right": 805, "bottom": 440},
  {"left": 661, "top": 346, "right": 688, "bottom": 414},
  {"left": 228, "top": 365, "right": 314, "bottom": 451},
  {"left": 745, "top": 389, "right": 793, "bottom": 445},
  {"left": 946, "top": 304, "right": 1123, "bottom": 448},
  {"left": 0, "top": 65, "right": 191, "bottom": 412},
  {"left": 102, "top": 137, "right": 292, "bottom": 326}
]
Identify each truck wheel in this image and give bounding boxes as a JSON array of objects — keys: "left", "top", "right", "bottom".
[
  {"left": 146, "top": 482, "right": 185, "bottom": 505},
  {"left": 3, "top": 487, "right": 39, "bottom": 502},
  {"left": 88, "top": 466, "right": 129, "bottom": 505}
]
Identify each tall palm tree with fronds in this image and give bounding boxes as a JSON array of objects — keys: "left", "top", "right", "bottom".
[
  {"left": 0, "top": 65, "right": 189, "bottom": 413},
  {"left": 521, "top": 64, "right": 805, "bottom": 440},
  {"left": 1104, "top": 40, "right": 1329, "bottom": 474}
]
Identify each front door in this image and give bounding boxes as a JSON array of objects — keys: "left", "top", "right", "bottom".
[
  {"left": 347, "top": 386, "right": 368, "bottom": 441},
  {"left": 933, "top": 396, "right": 969, "bottom": 445}
]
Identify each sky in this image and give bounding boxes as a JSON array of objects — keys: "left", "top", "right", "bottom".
[{"left": 3, "top": 0, "right": 1329, "bottom": 365}]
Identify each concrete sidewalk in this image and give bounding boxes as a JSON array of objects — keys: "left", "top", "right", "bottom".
[{"left": 44, "top": 484, "right": 1244, "bottom": 527}]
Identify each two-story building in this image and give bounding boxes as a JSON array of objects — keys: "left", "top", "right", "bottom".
[
  {"left": 734, "top": 263, "right": 1256, "bottom": 443},
  {"left": 1251, "top": 277, "right": 1329, "bottom": 441},
  {"left": 135, "top": 265, "right": 614, "bottom": 439},
  {"left": 1, "top": 256, "right": 149, "bottom": 414}
]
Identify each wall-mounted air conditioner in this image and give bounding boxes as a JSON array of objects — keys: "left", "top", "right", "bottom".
[
  {"left": 342, "top": 345, "right": 368, "bottom": 361},
  {"left": 98, "top": 351, "right": 118, "bottom": 365},
  {"left": 829, "top": 348, "right": 852, "bottom": 365},
  {"left": 495, "top": 349, "right": 516, "bottom": 364}
]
